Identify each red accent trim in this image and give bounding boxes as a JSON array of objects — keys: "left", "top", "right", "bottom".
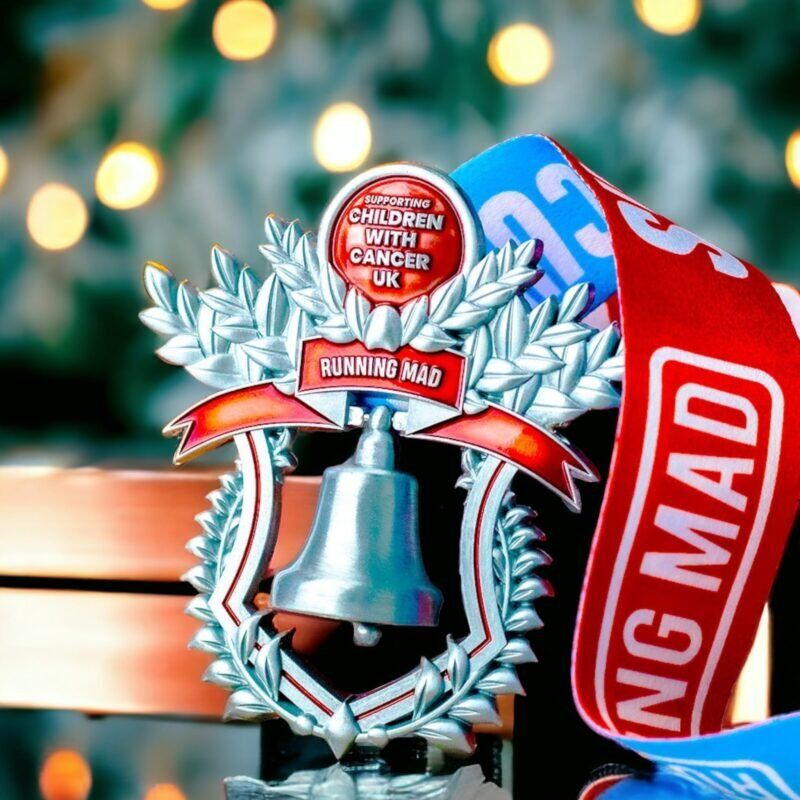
[{"left": 222, "top": 433, "right": 261, "bottom": 625}]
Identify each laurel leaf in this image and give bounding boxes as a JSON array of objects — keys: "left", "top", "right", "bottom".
[
  {"left": 586, "top": 323, "right": 620, "bottom": 373},
  {"left": 211, "top": 245, "right": 241, "bottom": 294},
  {"left": 466, "top": 251, "right": 498, "bottom": 293},
  {"left": 446, "top": 636, "right": 470, "bottom": 692},
  {"left": 417, "top": 719, "right": 475, "bottom": 756},
  {"left": 400, "top": 296, "right": 429, "bottom": 344},
  {"left": 189, "top": 623, "right": 226, "bottom": 654},
  {"left": 557, "top": 283, "right": 593, "bottom": 323},
  {"left": 238, "top": 268, "right": 260, "bottom": 313},
  {"left": 443, "top": 302, "right": 493, "bottom": 331},
  {"left": 185, "top": 594, "right": 215, "bottom": 623},
  {"left": 590, "top": 354, "right": 624, "bottom": 382},
  {"left": 171, "top": 279, "right": 197, "bottom": 325},
  {"left": 186, "top": 353, "right": 240, "bottom": 389},
  {"left": 463, "top": 326, "right": 491, "bottom": 389},
  {"left": 430, "top": 275, "right": 466, "bottom": 324},
  {"left": 186, "top": 534, "right": 216, "bottom": 561},
  {"left": 139, "top": 307, "right": 186, "bottom": 337},
  {"left": 156, "top": 334, "right": 203, "bottom": 366},
  {"left": 511, "top": 577, "right": 553, "bottom": 603},
  {"left": 361, "top": 305, "right": 401, "bottom": 351},
  {"left": 475, "top": 667, "right": 525, "bottom": 696},
  {"left": 214, "top": 315, "right": 257, "bottom": 343},
  {"left": 572, "top": 375, "right": 620, "bottom": 409},
  {"left": 558, "top": 342, "right": 587, "bottom": 394},
  {"left": 203, "top": 658, "right": 243, "bottom": 690},
  {"left": 493, "top": 295, "right": 528, "bottom": 360},
  {"left": 269, "top": 257, "right": 308, "bottom": 291},
  {"left": 254, "top": 634, "right": 284, "bottom": 700},
  {"left": 143, "top": 262, "right": 176, "bottom": 309},
  {"left": 318, "top": 263, "right": 346, "bottom": 313},
  {"left": 413, "top": 658, "right": 445, "bottom": 720},
  {"left": 237, "top": 612, "right": 267, "bottom": 663},
  {"left": 201, "top": 288, "right": 244, "bottom": 316},
  {"left": 344, "top": 289, "right": 371, "bottom": 338},
  {"left": 512, "top": 549, "right": 548, "bottom": 578},
  {"left": 475, "top": 358, "right": 530, "bottom": 394},
  {"left": 182, "top": 563, "right": 214, "bottom": 593},
  {"left": 507, "top": 527, "right": 546, "bottom": 550},
  {"left": 496, "top": 638, "right": 538, "bottom": 665},
  {"left": 242, "top": 338, "right": 292, "bottom": 372},
  {"left": 537, "top": 321, "right": 593, "bottom": 347},
  {"left": 469, "top": 282, "right": 516, "bottom": 310},
  {"left": 449, "top": 694, "right": 501, "bottom": 726},
  {"left": 224, "top": 689, "right": 274, "bottom": 722},
  {"left": 528, "top": 296, "right": 559, "bottom": 342},
  {"left": 410, "top": 323, "right": 457, "bottom": 352},
  {"left": 292, "top": 287, "right": 328, "bottom": 318},
  {"left": 263, "top": 214, "right": 285, "bottom": 246},
  {"left": 506, "top": 606, "right": 544, "bottom": 632}
]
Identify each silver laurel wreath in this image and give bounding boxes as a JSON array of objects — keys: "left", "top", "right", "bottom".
[
  {"left": 183, "top": 444, "right": 555, "bottom": 757},
  {"left": 140, "top": 216, "right": 623, "bottom": 428},
  {"left": 143, "top": 216, "right": 625, "bottom": 757}
]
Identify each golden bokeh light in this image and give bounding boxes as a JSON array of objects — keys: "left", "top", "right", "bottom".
[
  {"left": 96, "top": 141, "right": 161, "bottom": 210},
  {"left": 313, "top": 102, "right": 372, "bottom": 173},
  {"left": 27, "top": 183, "right": 89, "bottom": 251},
  {"left": 0, "top": 145, "right": 8, "bottom": 191},
  {"left": 213, "top": 0, "right": 277, "bottom": 61},
  {"left": 144, "top": 784, "right": 187, "bottom": 800},
  {"left": 487, "top": 23, "right": 554, "bottom": 86},
  {"left": 786, "top": 129, "right": 800, "bottom": 190},
  {"left": 141, "top": 0, "right": 191, "bottom": 9},
  {"left": 39, "top": 750, "right": 92, "bottom": 800},
  {"left": 634, "top": 0, "right": 701, "bottom": 35}
]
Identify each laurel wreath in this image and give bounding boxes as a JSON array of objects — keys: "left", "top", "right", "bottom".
[
  {"left": 142, "top": 216, "right": 625, "bottom": 756},
  {"left": 141, "top": 216, "right": 622, "bottom": 429},
  {"left": 182, "top": 444, "right": 551, "bottom": 757}
]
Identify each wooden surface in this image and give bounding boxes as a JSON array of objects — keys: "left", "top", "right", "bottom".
[
  {"left": 0, "top": 466, "right": 321, "bottom": 581},
  {"left": 0, "top": 466, "right": 513, "bottom": 735}
]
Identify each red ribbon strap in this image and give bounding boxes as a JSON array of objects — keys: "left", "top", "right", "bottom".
[{"left": 563, "top": 144, "right": 800, "bottom": 740}]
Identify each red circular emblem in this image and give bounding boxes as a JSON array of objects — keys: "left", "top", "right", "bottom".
[{"left": 321, "top": 166, "right": 477, "bottom": 307}]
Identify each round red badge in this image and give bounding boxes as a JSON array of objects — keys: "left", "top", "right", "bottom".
[{"left": 318, "top": 164, "right": 479, "bottom": 306}]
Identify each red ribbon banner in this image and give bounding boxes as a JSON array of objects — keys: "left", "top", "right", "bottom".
[
  {"left": 562, "top": 143, "right": 800, "bottom": 741},
  {"left": 165, "top": 378, "right": 593, "bottom": 505}
]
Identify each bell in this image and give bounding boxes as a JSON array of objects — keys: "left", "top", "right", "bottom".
[{"left": 270, "top": 405, "right": 442, "bottom": 646}]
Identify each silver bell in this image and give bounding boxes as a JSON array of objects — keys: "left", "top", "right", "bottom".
[{"left": 270, "top": 406, "right": 442, "bottom": 646}]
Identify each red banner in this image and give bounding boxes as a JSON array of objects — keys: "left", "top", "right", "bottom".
[
  {"left": 164, "top": 383, "right": 340, "bottom": 463},
  {"left": 298, "top": 338, "right": 467, "bottom": 408},
  {"left": 564, "top": 146, "right": 800, "bottom": 740},
  {"left": 165, "top": 378, "right": 592, "bottom": 504}
]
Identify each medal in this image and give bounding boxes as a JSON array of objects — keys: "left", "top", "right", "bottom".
[{"left": 141, "top": 160, "right": 623, "bottom": 761}]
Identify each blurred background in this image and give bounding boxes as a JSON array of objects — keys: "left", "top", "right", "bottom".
[{"left": 1, "top": 0, "right": 799, "bottom": 798}]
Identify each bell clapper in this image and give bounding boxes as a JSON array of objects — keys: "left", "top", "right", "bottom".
[{"left": 353, "top": 622, "right": 382, "bottom": 647}]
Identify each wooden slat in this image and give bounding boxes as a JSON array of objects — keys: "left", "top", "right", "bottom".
[
  {"left": 0, "top": 587, "right": 512, "bottom": 735},
  {"left": 0, "top": 467, "right": 321, "bottom": 581}
]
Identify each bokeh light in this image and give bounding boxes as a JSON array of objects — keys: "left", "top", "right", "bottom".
[
  {"left": 27, "top": 183, "right": 89, "bottom": 251},
  {"left": 634, "top": 0, "right": 701, "bottom": 35},
  {"left": 39, "top": 750, "right": 92, "bottom": 800},
  {"left": 0, "top": 145, "right": 8, "bottom": 191},
  {"left": 487, "top": 23, "right": 554, "bottom": 86},
  {"left": 144, "top": 784, "right": 187, "bottom": 800},
  {"left": 786, "top": 129, "right": 800, "bottom": 190},
  {"left": 313, "top": 102, "right": 372, "bottom": 172},
  {"left": 95, "top": 141, "right": 161, "bottom": 210},
  {"left": 141, "top": 0, "right": 191, "bottom": 9},
  {"left": 213, "top": 0, "right": 277, "bottom": 61}
]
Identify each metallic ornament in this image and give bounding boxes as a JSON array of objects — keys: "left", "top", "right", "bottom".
[
  {"left": 141, "top": 162, "right": 624, "bottom": 759},
  {"left": 271, "top": 405, "right": 442, "bottom": 645}
]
